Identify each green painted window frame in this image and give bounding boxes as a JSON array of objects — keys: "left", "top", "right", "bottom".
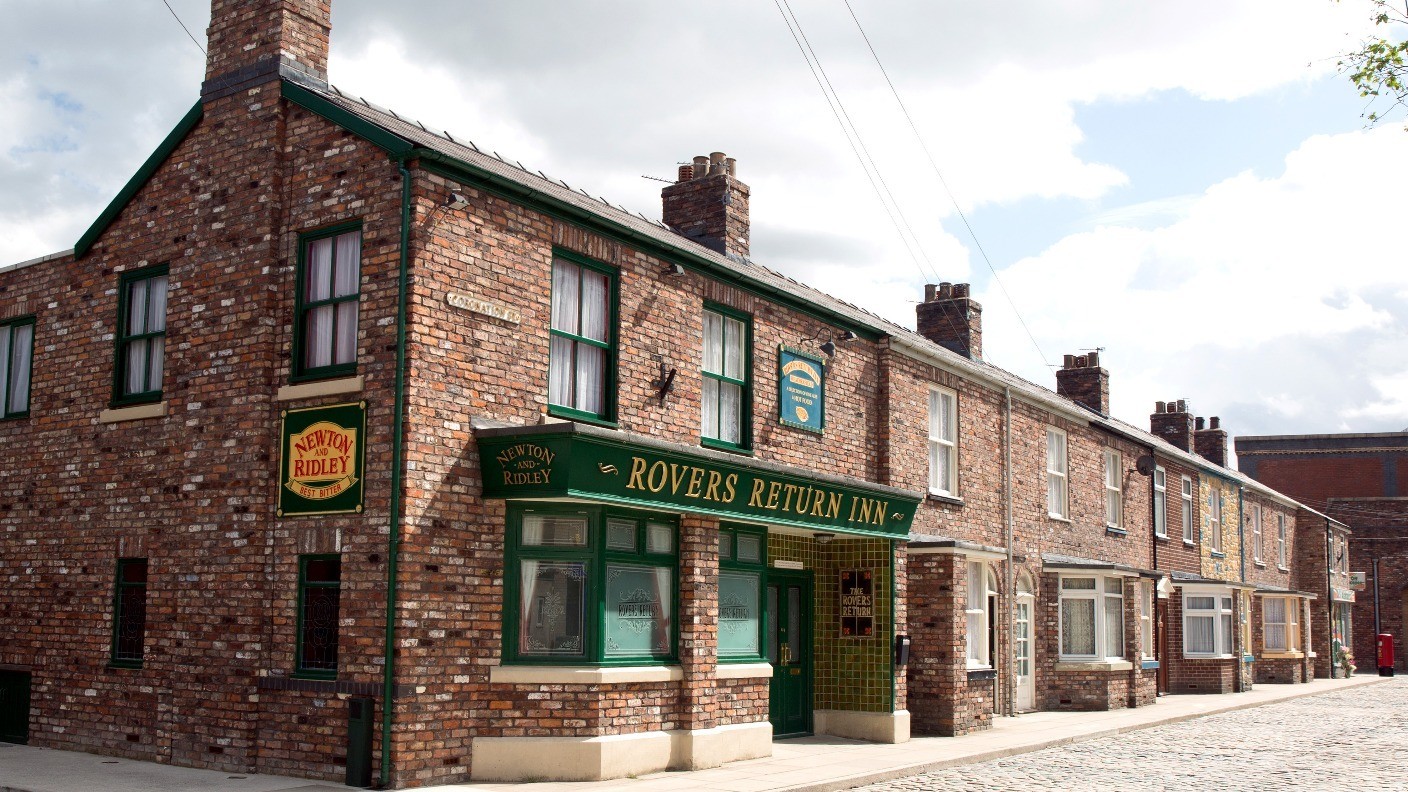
[
  {"left": 295, "top": 554, "right": 342, "bottom": 680},
  {"left": 109, "top": 558, "right": 148, "bottom": 669},
  {"left": 0, "top": 315, "right": 35, "bottom": 420},
  {"left": 503, "top": 503, "right": 678, "bottom": 665},
  {"left": 292, "top": 222, "right": 362, "bottom": 383},
  {"left": 111, "top": 265, "right": 169, "bottom": 407},
  {"left": 547, "top": 250, "right": 619, "bottom": 425},
  {"left": 718, "top": 523, "right": 768, "bottom": 663},
  {"left": 701, "top": 303, "right": 753, "bottom": 452}
]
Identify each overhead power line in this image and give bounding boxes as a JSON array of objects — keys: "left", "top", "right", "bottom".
[
  {"left": 842, "top": 0, "right": 1052, "bottom": 370},
  {"left": 161, "top": 0, "right": 206, "bottom": 54}
]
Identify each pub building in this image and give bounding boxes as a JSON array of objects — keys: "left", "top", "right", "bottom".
[{"left": 0, "top": 0, "right": 1355, "bottom": 787}]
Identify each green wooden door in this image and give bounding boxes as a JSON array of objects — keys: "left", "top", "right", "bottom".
[
  {"left": 0, "top": 670, "right": 31, "bottom": 744},
  {"left": 767, "top": 571, "right": 812, "bottom": 738}
]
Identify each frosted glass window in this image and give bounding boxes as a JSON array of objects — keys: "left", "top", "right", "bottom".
[
  {"left": 719, "top": 571, "right": 761, "bottom": 658},
  {"left": 604, "top": 565, "right": 673, "bottom": 658},
  {"left": 519, "top": 560, "right": 587, "bottom": 657}
]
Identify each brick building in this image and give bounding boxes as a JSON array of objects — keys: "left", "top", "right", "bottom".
[
  {"left": 0, "top": 0, "right": 1354, "bottom": 785},
  {"left": 1238, "top": 432, "right": 1406, "bottom": 673}
]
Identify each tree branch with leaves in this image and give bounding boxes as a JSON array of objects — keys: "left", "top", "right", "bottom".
[{"left": 1338, "top": 1, "right": 1408, "bottom": 124}]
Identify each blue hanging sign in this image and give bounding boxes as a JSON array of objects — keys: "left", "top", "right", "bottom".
[{"left": 778, "top": 346, "right": 825, "bottom": 434}]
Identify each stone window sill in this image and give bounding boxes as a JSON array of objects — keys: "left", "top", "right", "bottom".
[
  {"left": 1054, "top": 659, "right": 1133, "bottom": 672},
  {"left": 927, "top": 491, "right": 963, "bottom": 507},
  {"left": 1184, "top": 653, "right": 1235, "bottom": 661},
  {"left": 717, "top": 662, "right": 773, "bottom": 680},
  {"left": 277, "top": 375, "right": 364, "bottom": 402},
  {"left": 99, "top": 401, "right": 167, "bottom": 424},
  {"left": 1261, "top": 651, "right": 1305, "bottom": 659},
  {"left": 489, "top": 665, "right": 684, "bottom": 685}
]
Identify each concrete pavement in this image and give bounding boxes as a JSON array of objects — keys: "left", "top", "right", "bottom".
[{"left": 0, "top": 675, "right": 1386, "bottom": 792}]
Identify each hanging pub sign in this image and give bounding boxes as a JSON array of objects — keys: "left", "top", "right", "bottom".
[
  {"left": 778, "top": 346, "right": 825, "bottom": 434},
  {"left": 840, "top": 568, "right": 875, "bottom": 638},
  {"left": 278, "top": 401, "right": 367, "bottom": 517}
]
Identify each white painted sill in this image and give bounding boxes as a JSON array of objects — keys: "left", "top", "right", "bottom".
[
  {"left": 1054, "top": 659, "right": 1133, "bottom": 672},
  {"left": 717, "top": 662, "right": 773, "bottom": 680},
  {"left": 99, "top": 401, "right": 167, "bottom": 424},
  {"left": 489, "top": 665, "right": 685, "bottom": 685},
  {"left": 1261, "top": 651, "right": 1305, "bottom": 659},
  {"left": 277, "top": 375, "right": 364, "bottom": 402}
]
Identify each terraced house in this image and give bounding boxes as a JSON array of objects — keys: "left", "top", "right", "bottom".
[{"left": 0, "top": 0, "right": 1355, "bottom": 786}]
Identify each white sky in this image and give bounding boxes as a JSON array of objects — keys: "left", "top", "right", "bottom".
[{"left": 2, "top": 0, "right": 1405, "bottom": 446}]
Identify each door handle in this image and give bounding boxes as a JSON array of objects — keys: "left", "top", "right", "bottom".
[{"left": 781, "top": 643, "right": 791, "bottom": 665}]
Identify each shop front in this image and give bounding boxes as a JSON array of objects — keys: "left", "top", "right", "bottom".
[{"left": 470, "top": 422, "right": 921, "bottom": 782}]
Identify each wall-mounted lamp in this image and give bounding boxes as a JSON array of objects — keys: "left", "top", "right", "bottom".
[
  {"left": 661, "top": 262, "right": 686, "bottom": 277},
  {"left": 812, "top": 328, "right": 857, "bottom": 358},
  {"left": 820, "top": 339, "right": 837, "bottom": 357},
  {"left": 446, "top": 192, "right": 470, "bottom": 210},
  {"left": 815, "top": 532, "right": 836, "bottom": 544}
]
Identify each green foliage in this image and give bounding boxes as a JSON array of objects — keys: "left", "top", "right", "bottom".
[{"left": 1337, "top": 1, "right": 1408, "bottom": 124}]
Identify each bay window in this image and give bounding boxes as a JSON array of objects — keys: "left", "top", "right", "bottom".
[
  {"left": 1184, "top": 591, "right": 1234, "bottom": 657},
  {"left": 1263, "top": 596, "right": 1300, "bottom": 653},
  {"left": 1059, "top": 576, "right": 1124, "bottom": 660},
  {"left": 506, "top": 505, "right": 676, "bottom": 664},
  {"left": 549, "top": 253, "right": 616, "bottom": 421}
]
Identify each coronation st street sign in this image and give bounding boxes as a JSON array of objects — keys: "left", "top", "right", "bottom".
[{"left": 478, "top": 431, "right": 919, "bottom": 539}]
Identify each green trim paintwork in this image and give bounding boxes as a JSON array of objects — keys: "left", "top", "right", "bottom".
[
  {"left": 701, "top": 301, "right": 753, "bottom": 452},
  {"left": 502, "top": 504, "right": 679, "bottom": 665},
  {"left": 379, "top": 158, "right": 414, "bottom": 788},
  {"left": 281, "top": 82, "right": 415, "bottom": 157},
  {"left": 478, "top": 430, "right": 919, "bottom": 539},
  {"left": 108, "top": 557, "right": 147, "bottom": 669},
  {"left": 291, "top": 221, "right": 364, "bottom": 383},
  {"left": 294, "top": 554, "right": 341, "bottom": 681},
  {"left": 75, "top": 102, "right": 203, "bottom": 258},
  {"left": 718, "top": 523, "right": 769, "bottom": 663},
  {"left": 414, "top": 154, "right": 881, "bottom": 342},
  {"left": 110, "top": 264, "right": 169, "bottom": 408}
]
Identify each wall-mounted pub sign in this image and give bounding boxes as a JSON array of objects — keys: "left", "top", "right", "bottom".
[
  {"left": 278, "top": 401, "right": 367, "bottom": 517},
  {"left": 778, "top": 346, "right": 825, "bottom": 434},
  {"left": 840, "top": 568, "right": 875, "bottom": 638}
]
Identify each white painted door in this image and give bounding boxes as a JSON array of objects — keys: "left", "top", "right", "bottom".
[{"left": 1015, "top": 595, "right": 1035, "bottom": 712}]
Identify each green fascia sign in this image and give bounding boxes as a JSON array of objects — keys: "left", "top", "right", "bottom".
[{"left": 478, "top": 428, "right": 918, "bottom": 539}]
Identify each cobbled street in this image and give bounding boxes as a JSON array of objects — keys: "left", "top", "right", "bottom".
[{"left": 855, "top": 678, "right": 1408, "bottom": 791}]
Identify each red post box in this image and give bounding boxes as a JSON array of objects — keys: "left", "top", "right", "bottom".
[{"left": 1378, "top": 633, "right": 1395, "bottom": 677}]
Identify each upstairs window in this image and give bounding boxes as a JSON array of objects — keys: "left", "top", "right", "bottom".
[
  {"left": 1251, "top": 503, "right": 1263, "bottom": 564},
  {"left": 1047, "top": 428, "right": 1068, "bottom": 519},
  {"left": 549, "top": 253, "right": 615, "bottom": 421},
  {"left": 114, "top": 266, "right": 168, "bottom": 405},
  {"left": 701, "top": 305, "right": 751, "bottom": 450},
  {"left": 0, "top": 316, "right": 34, "bottom": 419},
  {"left": 1181, "top": 476, "right": 1195, "bottom": 543},
  {"left": 1153, "top": 466, "right": 1167, "bottom": 538},
  {"left": 1276, "top": 514, "right": 1288, "bottom": 568},
  {"left": 928, "top": 387, "right": 957, "bottom": 496},
  {"left": 295, "top": 225, "right": 361, "bottom": 380},
  {"left": 1104, "top": 450, "right": 1123, "bottom": 528},
  {"left": 1208, "top": 489, "right": 1223, "bottom": 553}
]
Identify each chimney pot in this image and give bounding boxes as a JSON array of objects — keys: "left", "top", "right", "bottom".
[
  {"left": 1196, "top": 417, "right": 1206, "bottom": 430},
  {"left": 915, "top": 278, "right": 983, "bottom": 359},
  {"left": 1177, "top": 399, "right": 1187, "bottom": 412},
  {"left": 1156, "top": 401, "right": 1166, "bottom": 413},
  {"left": 1209, "top": 416, "right": 1220, "bottom": 430},
  {"left": 924, "top": 283, "right": 938, "bottom": 302},
  {"left": 725, "top": 157, "right": 737, "bottom": 177},
  {"left": 952, "top": 283, "right": 969, "bottom": 298},
  {"left": 938, "top": 282, "right": 953, "bottom": 298},
  {"left": 1055, "top": 349, "right": 1110, "bottom": 414},
  {"left": 692, "top": 156, "right": 709, "bottom": 180},
  {"left": 677, "top": 165, "right": 693, "bottom": 182},
  {"left": 1087, "top": 351, "right": 1099, "bottom": 368},
  {"left": 663, "top": 152, "right": 751, "bottom": 258},
  {"left": 709, "top": 152, "right": 726, "bottom": 175},
  {"left": 1063, "top": 354, "right": 1076, "bottom": 368}
]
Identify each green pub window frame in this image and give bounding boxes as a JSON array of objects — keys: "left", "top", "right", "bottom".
[
  {"left": 112, "top": 265, "right": 169, "bottom": 406},
  {"left": 110, "top": 558, "right": 148, "bottom": 668},
  {"left": 0, "top": 315, "right": 36, "bottom": 420},
  {"left": 701, "top": 303, "right": 753, "bottom": 452},
  {"left": 547, "top": 250, "right": 619, "bottom": 425},
  {"left": 292, "top": 222, "right": 362, "bottom": 382},
  {"left": 504, "top": 504, "right": 677, "bottom": 665},
  {"left": 718, "top": 523, "right": 768, "bottom": 662},
  {"left": 296, "top": 554, "right": 342, "bottom": 679}
]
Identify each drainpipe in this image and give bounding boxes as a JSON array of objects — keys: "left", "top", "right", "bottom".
[
  {"left": 1325, "top": 518, "right": 1334, "bottom": 675},
  {"left": 379, "top": 159, "right": 414, "bottom": 789},
  {"left": 1237, "top": 486, "right": 1246, "bottom": 584},
  {"left": 1002, "top": 387, "right": 1014, "bottom": 717}
]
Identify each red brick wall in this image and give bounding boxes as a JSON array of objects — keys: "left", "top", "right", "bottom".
[
  {"left": 1252, "top": 457, "right": 1385, "bottom": 504},
  {"left": 1329, "top": 498, "right": 1408, "bottom": 672}
]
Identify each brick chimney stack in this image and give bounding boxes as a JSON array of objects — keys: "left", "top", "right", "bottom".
[
  {"left": 203, "top": 0, "right": 332, "bottom": 100},
  {"left": 1194, "top": 415, "right": 1229, "bottom": 467},
  {"left": 662, "top": 152, "right": 751, "bottom": 261},
  {"left": 916, "top": 282, "right": 982, "bottom": 360},
  {"left": 1055, "top": 352, "right": 1109, "bottom": 415},
  {"left": 1151, "top": 399, "right": 1194, "bottom": 451}
]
